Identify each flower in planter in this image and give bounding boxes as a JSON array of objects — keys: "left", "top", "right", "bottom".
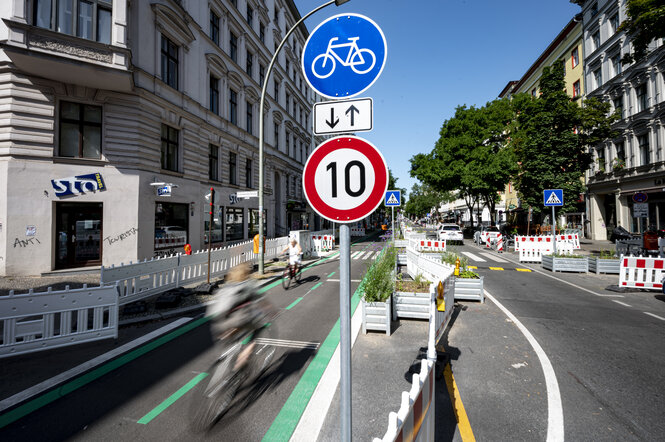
[{"left": 362, "top": 246, "right": 397, "bottom": 303}]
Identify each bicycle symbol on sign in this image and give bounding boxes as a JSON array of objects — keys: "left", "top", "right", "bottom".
[{"left": 311, "top": 36, "right": 377, "bottom": 79}]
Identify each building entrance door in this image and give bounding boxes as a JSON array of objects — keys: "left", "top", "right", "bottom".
[{"left": 55, "top": 202, "right": 103, "bottom": 269}]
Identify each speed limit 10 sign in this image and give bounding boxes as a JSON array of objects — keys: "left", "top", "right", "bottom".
[{"left": 303, "top": 136, "right": 388, "bottom": 223}]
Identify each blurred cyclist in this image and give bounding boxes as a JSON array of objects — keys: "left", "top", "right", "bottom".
[{"left": 281, "top": 236, "right": 303, "bottom": 276}]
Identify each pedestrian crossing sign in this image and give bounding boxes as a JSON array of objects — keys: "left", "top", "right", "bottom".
[
  {"left": 385, "top": 190, "right": 401, "bottom": 206},
  {"left": 543, "top": 189, "right": 564, "bottom": 207}
]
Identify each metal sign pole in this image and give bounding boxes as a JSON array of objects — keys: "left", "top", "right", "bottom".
[
  {"left": 552, "top": 205, "right": 557, "bottom": 256},
  {"left": 339, "top": 223, "right": 351, "bottom": 442}
]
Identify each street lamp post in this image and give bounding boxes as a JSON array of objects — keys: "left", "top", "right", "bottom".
[{"left": 258, "top": 0, "right": 350, "bottom": 276}]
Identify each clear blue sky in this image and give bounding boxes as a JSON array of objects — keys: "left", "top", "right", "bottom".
[{"left": 294, "top": 0, "right": 582, "bottom": 197}]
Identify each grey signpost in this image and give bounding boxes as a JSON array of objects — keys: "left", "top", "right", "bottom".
[{"left": 544, "top": 189, "right": 564, "bottom": 255}]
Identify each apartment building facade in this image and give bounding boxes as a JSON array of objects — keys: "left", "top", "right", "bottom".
[
  {"left": 579, "top": 0, "right": 665, "bottom": 239},
  {"left": 0, "top": 0, "right": 317, "bottom": 275}
]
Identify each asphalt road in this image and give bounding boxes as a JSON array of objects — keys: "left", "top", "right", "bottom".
[
  {"left": 445, "top": 240, "right": 665, "bottom": 441},
  {"left": 0, "top": 237, "right": 387, "bottom": 442}
]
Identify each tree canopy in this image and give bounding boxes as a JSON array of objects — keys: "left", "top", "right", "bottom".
[
  {"left": 403, "top": 183, "right": 449, "bottom": 219},
  {"left": 619, "top": 0, "right": 665, "bottom": 63}
]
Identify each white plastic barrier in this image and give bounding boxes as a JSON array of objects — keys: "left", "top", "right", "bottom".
[
  {"left": 0, "top": 284, "right": 119, "bottom": 358},
  {"left": 350, "top": 227, "right": 366, "bottom": 237},
  {"left": 619, "top": 255, "right": 665, "bottom": 290},
  {"left": 310, "top": 233, "right": 335, "bottom": 257},
  {"left": 556, "top": 233, "right": 581, "bottom": 249},
  {"left": 408, "top": 239, "right": 446, "bottom": 252},
  {"left": 518, "top": 237, "right": 555, "bottom": 263}
]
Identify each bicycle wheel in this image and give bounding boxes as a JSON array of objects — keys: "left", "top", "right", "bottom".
[
  {"left": 190, "top": 356, "right": 240, "bottom": 431},
  {"left": 350, "top": 48, "right": 376, "bottom": 74},
  {"left": 312, "top": 53, "right": 336, "bottom": 79},
  {"left": 295, "top": 265, "right": 302, "bottom": 284},
  {"left": 282, "top": 266, "right": 291, "bottom": 289}
]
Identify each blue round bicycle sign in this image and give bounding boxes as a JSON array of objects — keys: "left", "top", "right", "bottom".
[{"left": 301, "top": 13, "right": 387, "bottom": 99}]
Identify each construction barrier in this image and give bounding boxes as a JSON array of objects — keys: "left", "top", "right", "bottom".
[
  {"left": 414, "top": 239, "right": 446, "bottom": 252},
  {"left": 311, "top": 234, "right": 335, "bottom": 257},
  {"left": 350, "top": 227, "right": 366, "bottom": 237},
  {"left": 518, "top": 237, "right": 554, "bottom": 263},
  {"left": 555, "top": 233, "right": 581, "bottom": 249},
  {"left": 516, "top": 234, "right": 580, "bottom": 252},
  {"left": 619, "top": 256, "right": 665, "bottom": 290},
  {"left": 0, "top": 284, "right": 119, "bottom": 358}
]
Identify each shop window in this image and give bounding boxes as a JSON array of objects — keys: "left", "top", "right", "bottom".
[
  {"left": 154, "top": 202, "right": 188, "bottom": 253},
  {"left": 204, "top": 205, "right": 223, "bottom": 244},
  {"left": 249, "top": 209, "right": 267, "bottom": 236},
  {"left": 226, "top": 207, "right": 244, "bottom": 241},
  {"left": 59, "top": 101, "right": 102, "bottom": 158}
]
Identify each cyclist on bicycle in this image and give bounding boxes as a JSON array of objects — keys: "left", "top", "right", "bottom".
[{"left": 282, "top": 236, "right": 303, "bottom": 275}]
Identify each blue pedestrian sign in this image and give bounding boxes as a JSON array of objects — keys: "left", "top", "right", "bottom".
[
  {"left": 301, "top": 13, "right": 387, "bottom": 100},
  {"left": 385, "top": 190, "right": 401, "bottom": 207},
  {"left": 544, "top": 189, "right": 564, "bottom": 207}
]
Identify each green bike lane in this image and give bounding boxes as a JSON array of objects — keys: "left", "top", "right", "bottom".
[{"left": 0, "top": 238, "right": 385, "bottom": 441}]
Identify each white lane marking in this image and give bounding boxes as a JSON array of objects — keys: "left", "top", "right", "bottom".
[
  {"left": 480, "top": 252, "right": 508, "bottom": 263},
  {"left": 291, "top": 289, "right": 364, "bottom": 440},
  {"left": 254, "top": 338, "right": 319, "bottom": 350},
  {"left": 366, "top": 251, "right": 377, "bottom": 260},
  {"left": 497, "top": 255, "right": 625, "bottom": 298},
  {"left": 351, "top": 251, "right": 362, "bottom": 259},
  {"left": 644, "top": 312, "right": 665, "bottom": 321},
  {"left": 0, "top": 317, "right": 193, "bottom": 413},
  {"left": 361, "top": 251, "right": 373, "bottom": 260},
  {"left": 461, "top": 251, "right": 486, "bottom": 262},
  {"left": 485, "top": 290, "right": 564, "bottom": 442},
  {"left": 612, "top": 300, "right": 632, "bottom": 307}
]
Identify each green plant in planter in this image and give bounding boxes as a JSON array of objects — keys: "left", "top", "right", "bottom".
[
  {"left": 599, "top": 249, "right": 618, "bottom": 259},
  {"left": 549, "top": 252, "right": 585, "bottom": 258},
  {"left": 458, "top": 269, "right": 480, "bottom": 279},
  {"left": 362, "top": 246, "right": 397, "bottom": 303},
  {"left": 441, "top": 248, "right": 478, "bottom": 279},
  {"left": 395, "top": 272, "right": 431, "bottom": 293}
]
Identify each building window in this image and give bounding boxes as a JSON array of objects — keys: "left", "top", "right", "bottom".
[
  {"left": 615, "top": 141, "right": 625, "bottom": 164},
  {"left": 204, "top": 205, "right": 223, "bottom": 244},
  {"left": 590, "top": 2, "right": 598, "bottom": 16},
  {"left": 210, "top": 10, "right": 220, "bottom": 45},
  {"left": 274, "top": 6, "right": 278, "bottom": 22},
  {"left": 249, "top": 209, "right": 266, "bottom": 236},
  {"left": 613, "top": 96, "right": 623, "bottom": 118},
  {"left": 274, "top": 80, "right": 280, "bottom": 100},
  {"left": 571, "top": 47, "right": 579, "bottom": 68},
  {"left": 596, "top": 148, "right": 605, "bottom": 172},
  {"left": 531, "top": 88, "right": 537, "bottom": 97},
  {"left": 229, "top": 89, "right": 238, "bottom": 125},
  {"left": 639, "top": 134, "right": 650, "bottom": 166},
  {"left": 246, "top": 50, "right": 253, "bottom": 77},
  {"left": 161, "top": 35, "right": 178, "bottom": 89},
  {"left": 34, "top": 0, "right": 111, "bottom": 43},
  {"left": 573, "top": 80, "right": 581, "bottom": 98},
  {"left": 286, "top": 59, "right": 290, "bottom": 77},
  {"left": 593, "top": 68, "right": 602, "bottom": 89},
  {"left": 230, "top": 31, "right": 238, "bottom": 62},
  {"left": 209, "top": 144, "right": 219, "bottom": 181},
  {"left": 274, "top": 123, "right": 280, "bottom": 150},
  {"left": 592, "top": 30, "right": 600, "bottom": 51},
  {"left": 246, "top": 100, "right": 253, "bottom": 135},
  {"left": 611, "top": 54, "right": 622, "bottom": 77},
  {"left": 226, "top": 207, "right": 244, "bottom": 241},
  {"left": 59, "top": 101, "right": 102, "bottom": 158},
  {"left": 260, "top": 23, "right": 265, "bottom": 43},
  {"left": 259, "top": 64, "right": 265, "bottom": 86},
  {"left": 245, "top": 158, "right": 252, "bottom": 188},
  {"left": 636, "top": 83, "right": 648, "bottom": 112},
  {"left": 286, "top": 130, "right": 291, "bottom": 156},
  {"left": 285, "top": 92, "right": 290, "bottom": 112},
  {"left": 230, "top": 0, "right": 237, "bottom": 8},
  {"left": 246, "top": 5, "right": 253, "bottom": 27},
  {"left": 610, "top": 13, "right": 619, "bottom": 34},
  {"left": 210, "top": 75, "right": 219, "bottom": 115},
  {"left": 160, "top": 124, "right": 179, "bottom": 172},
  {"left": 229, "top": 152, "right": 237, "bottom": 185}
]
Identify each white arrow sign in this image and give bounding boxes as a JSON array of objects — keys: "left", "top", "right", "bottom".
[{"left": 313, "top": 98, "right": 373, "bottom": 136}]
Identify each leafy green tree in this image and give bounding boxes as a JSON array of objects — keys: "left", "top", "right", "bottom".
[
  {"left": 410, "top": 99, "right": 516, "bottom": 226},
  {"left": 510, "top": 63, "right": 617, "bottom": 218},
  {"left": 403, "top": 183, "right": 449, "bottom": 219},
  {"left": 619, "top": 0, "right": 665, "bottom": 63}
]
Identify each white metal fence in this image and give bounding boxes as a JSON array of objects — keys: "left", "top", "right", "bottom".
[{"left": 0, "top": 284, "right": 119, "bottom": 358}]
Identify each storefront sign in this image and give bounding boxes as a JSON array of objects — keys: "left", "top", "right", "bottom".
[
  {"left": 633, "top": 203, "right": 649, "bottom": 218},
  {"left": 157, "top": 185, "right": 172, "bottom": 197},
  {"left": 51, "top": 173, "right": 106, "bottom": 197},
  {"left": 229, "top": 194, "right": 240, "bottom": 204}
]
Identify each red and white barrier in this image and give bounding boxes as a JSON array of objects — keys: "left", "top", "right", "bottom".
[
  {"left": 350, "top": 227, "right": 366, "bottom": 237},
  {"left": 620, "top": 256, "right": 665, "bottom": 290},
  {"left": 518, "top": 237, "right": 554, "bottom": 263},
  {"left": 516, "top": 234, "right": 580, "bottom": 252},
  {"left": 418, "top": 239, "right": 446, "bottom": 252},
  {"left": 373, "top": 359, "right": 436, "bottom": 442},
  {"left": 311, "top": 234, "right": 335, "bottom": 257},
  {"left": 556, "top": 233, "right": 580, "bottom": 249}
]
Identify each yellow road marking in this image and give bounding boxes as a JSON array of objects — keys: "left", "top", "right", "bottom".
[
  {"left": 516, "top": 268, "right": 532, "bottom": 272},
  {"left": 444, "top": 363, "right": 476, "bottom": 442},
  {"left": 468, "top": 266, "right": 477, "bottom": 270},
  {"left": 489, "top": 267, "right": 504, "bottom": 271}
]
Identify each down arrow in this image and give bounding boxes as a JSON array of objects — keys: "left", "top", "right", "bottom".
[{"left": 326, "top": 108, "right": 339, "bottom": 129}]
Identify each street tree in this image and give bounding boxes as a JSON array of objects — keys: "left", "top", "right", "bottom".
[
  {"left": 510, "top": 63, "right": 618, "bottom": 219},
  {"left": 620, "top": 0, "right": 665, "bottom": 63},
  {"left": 410, "top": 99, "right": 516, "bottom": 226},
  {"left": 403, "top": 183, "right": 449, "bottom": 219}
]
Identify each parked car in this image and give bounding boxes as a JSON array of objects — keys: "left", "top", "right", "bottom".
[
  {"left": 473, "top": 225, "right": 500, "bottom": 245},
  {"left": 438, "top": 224, "right": 463, "bottom": 244}
]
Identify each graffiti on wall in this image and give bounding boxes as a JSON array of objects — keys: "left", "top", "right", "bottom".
[
  {"left": 14, "top": 237, "right": 41, "bottom": 248},
  {"left": 104, "top": 227, "right": 138, "bottom": 246}
]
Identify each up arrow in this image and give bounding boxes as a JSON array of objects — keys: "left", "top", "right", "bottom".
[
  {"left": 345, "top": 105, "right": 359, "bottom": 126},
  {"left": 326, "top": 108, "right": 339, "bottom": 129}
]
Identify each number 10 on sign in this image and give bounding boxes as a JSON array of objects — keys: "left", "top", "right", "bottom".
[{"left": 303, "top": 136, "right": 388, "bottom": 223}]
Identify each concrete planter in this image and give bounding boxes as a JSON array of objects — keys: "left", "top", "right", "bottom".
[
  {"left": 453, "top": 276, "right": 484, "bottom": 302},
  {"left": 542, "top": 255, "right": 588, "bottom": 273},
  {"left": 588, "top": 257, "right": 620, "bottom": 274},
  {"left": 393, "top": 290, "right": 430, "bottom": 320},
  {"left": 362, "top": 296, "right": 392, "bottom": 336}
]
